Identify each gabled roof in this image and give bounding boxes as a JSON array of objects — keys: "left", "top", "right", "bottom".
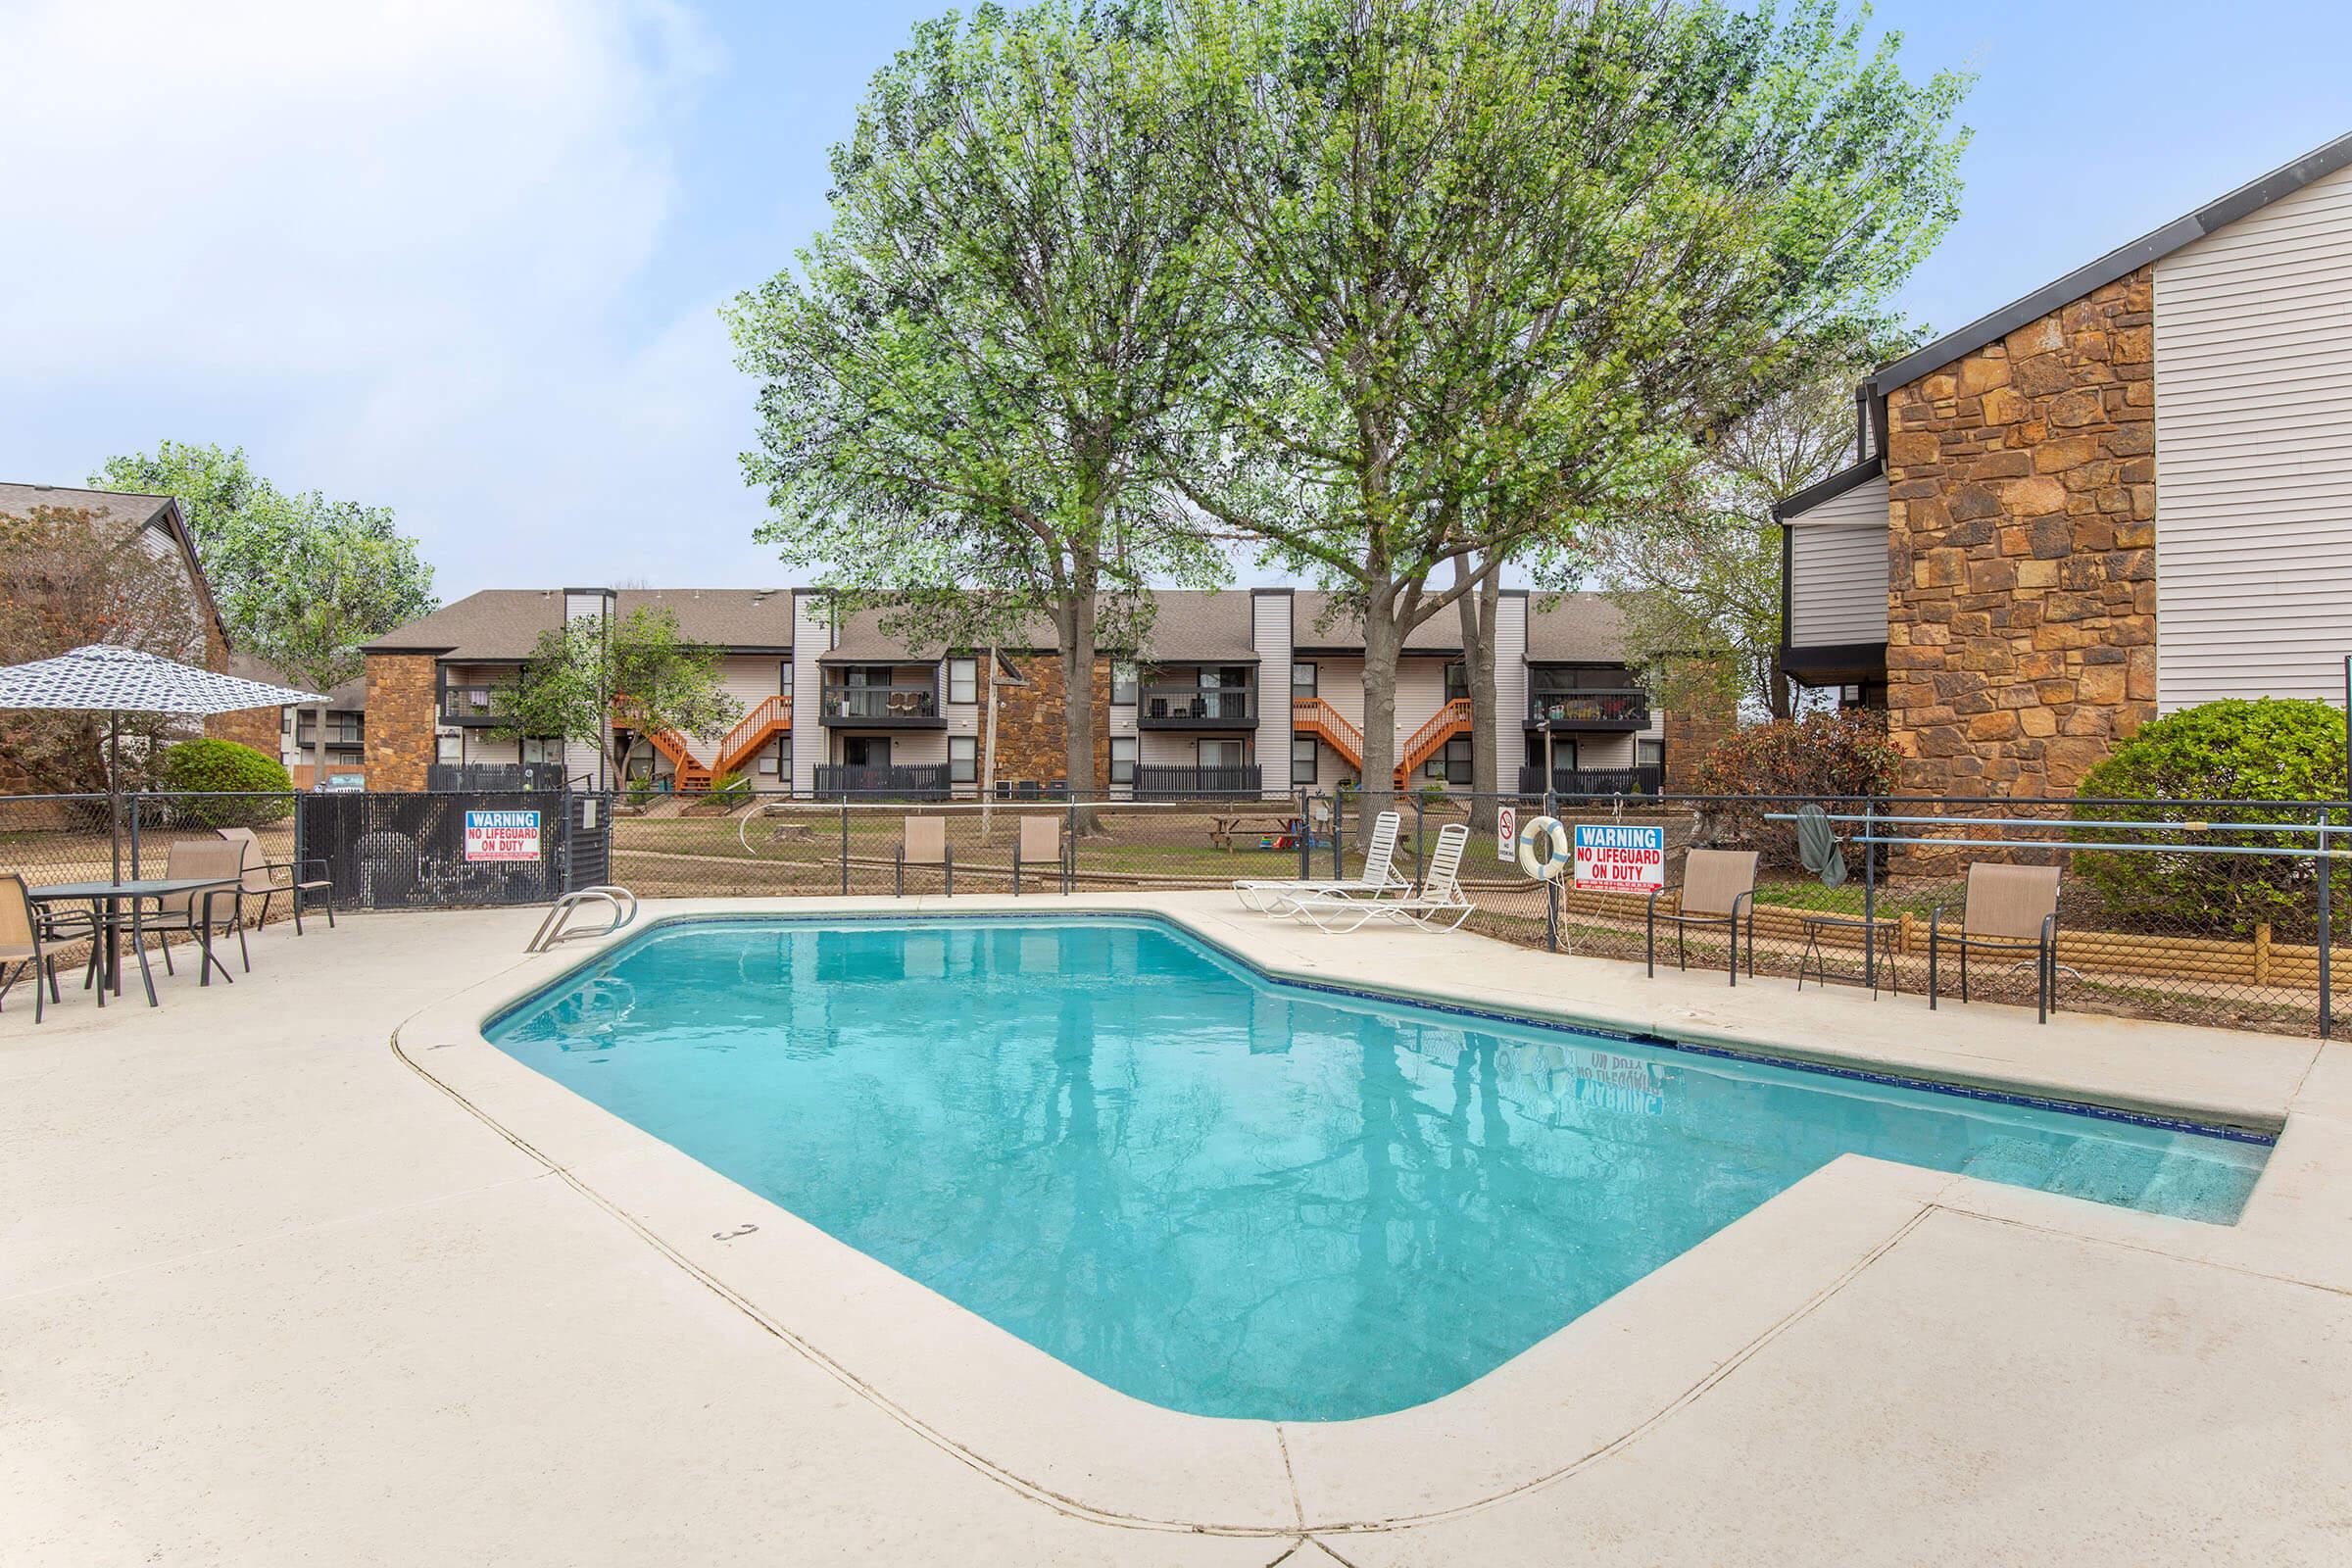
[
  {"left": 226, "top": 653, "right": 368, "bottom": 710},
  {"left": 1523, "top": 593, "right": 1631, "bottom": 663},
  {"left": 365, "top": 588, "right": 796, "bottom": 661},
  {"left": 815, "top": 589, "right": 1263, "bottom": 664},
  {"left": 1292, "top": 591, "right": 1462, "bottom": 654},
  {"left": 1771, "top": 455, "right": 1885, "bottom": 524},
  {"left": 1866, "top": 129, "right": 2352, "bottom": 400},
  {"left": 0, "top": 480, "right": 231, "bottom": 650}
]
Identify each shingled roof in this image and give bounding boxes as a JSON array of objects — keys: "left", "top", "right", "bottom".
[
  {"left": 0, "top": 480, "right": 230, "bottom": 649},
  {"left": 815, "top": 590, "right": 1262, "bottom": 664},
  {"left": 364, "top": 588, "right": 796, "bottom": 661}
]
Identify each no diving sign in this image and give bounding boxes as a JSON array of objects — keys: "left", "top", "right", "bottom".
[{"left": 1571, "top": 823, "right": 1664, "bottom": 893}]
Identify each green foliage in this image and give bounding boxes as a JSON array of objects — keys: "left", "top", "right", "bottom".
[
  {"left": 494, "top": 607, "right": 742, "bottom": 782},
  {"left": 1164, "top": 0, "right": 1970, "bottom": 788},
  {"left": 708, "top": 769, "right": 751, "bottom": 801},
  {"left": 2072, "top": 700, "right": 2348, "bottom": 938},
  {"left": 727, "top": 0, "right": 1223, "bottom": 787},
  {"left": 91, "top": 442, "right": 437, "bottom": 684},
  {"left": 1690, "top": 712, "right": 1899, "bottom": 867},
  {"left": 156, "top": 738, "right": 293, "bottom": 827}
]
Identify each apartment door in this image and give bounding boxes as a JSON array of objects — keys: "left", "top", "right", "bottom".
[{"left": 843, "top": 736, "right": 890, "bottom": 768}]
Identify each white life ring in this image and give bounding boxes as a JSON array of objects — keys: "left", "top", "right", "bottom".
[{"left": 1516, "top": 815, "right": 1571, "bottom": 881}]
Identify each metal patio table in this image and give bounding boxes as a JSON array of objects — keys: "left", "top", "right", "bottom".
[
  {"left": 29, "top": 876, "right": 241, "bottom": 1008},
  {"left": 1795, "top": 910, "right": 1901, "bottom": 998}
]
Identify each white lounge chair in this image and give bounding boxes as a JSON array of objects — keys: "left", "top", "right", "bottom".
[
  {"left": 1292, "top": 822, "right": 1474, "bottom": 934},
  {"left": 1234, "top": 809, "right": 1406, "bottom": 915}
]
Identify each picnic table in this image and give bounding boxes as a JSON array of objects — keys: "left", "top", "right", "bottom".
[{"left": 1209, "top": 813, "right": 1302, "bottom": 852}]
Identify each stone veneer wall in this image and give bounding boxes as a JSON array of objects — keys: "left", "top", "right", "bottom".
[
  {"left": 364, "top": 653, "right": 438, "bottom": 792},
  {"left": 1883, "top": 266, "right": 2158, "bottom": 796},
  {"left": 983, "top": 654, "right": 1111, "bottom": 790}
]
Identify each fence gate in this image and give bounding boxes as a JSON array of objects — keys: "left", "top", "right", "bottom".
[
  {"left": 298, "top": 790, "right": 580, "bottom": 910},
  {"left": 566, "top": 792, "right": 612, "bottom": 890}
]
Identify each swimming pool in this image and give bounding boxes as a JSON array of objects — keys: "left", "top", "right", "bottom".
[{"left": 487, "top": 915, "right": 2270, "bottom": 1422}]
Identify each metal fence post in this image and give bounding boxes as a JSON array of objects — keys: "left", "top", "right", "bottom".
[
  {"left": 839, "top": 797, "right": 851, "bottom": 897},
  {"left": 1863, "top": 798, "right": 1879, "bottom": 991},
  {"left": 1068, "top": 797, "right": 1079, "bottom": 894},
  {"left": 2321, "top": 808, "right": 2333, "bottom": 1040},
  {"left": 1332, "top": 797, "right": 1345, "bottom": 880},
  {"left": 1298, "top": 789, "right": 1311, "bottom": 881},
  {"left": 1544, "top": 789, "right": 1557, "bottom": 950},
  {"left": 1413, "top": 792, "right": 1427, "bottom": 893}
]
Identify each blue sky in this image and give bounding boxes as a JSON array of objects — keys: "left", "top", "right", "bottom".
[{"left": 4, "top": 1, "right": 2348, "bottom": 602}]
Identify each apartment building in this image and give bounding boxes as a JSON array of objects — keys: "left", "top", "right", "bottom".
[
  {"left": 1779, "top": 130, "right": 2352, "bottom": 795},
  {"left": 225, "top": 656, "right": 368, "bottom": 788},
  {"left": 362, "top": 584, "right": 1668, "bottom": 798}
]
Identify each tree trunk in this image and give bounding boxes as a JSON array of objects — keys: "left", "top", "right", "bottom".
[
  {"left": 1357, "top": 590, "right": 1402, "bottom": 846},
  {"left": 981, "top": 643, "right": 1001, "bottom": 841},
  {"left": 1766, "top": 649, "right": 1793, "bottom": 720},
  {"left": 1452, "top": 558, "right": 1500, "bottom": 835},
  {"left": 1061, "top": 585, "right": 1101, "bottom": 835}
]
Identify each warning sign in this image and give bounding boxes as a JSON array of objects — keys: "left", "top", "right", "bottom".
[
  {"left": 464, "top": 808, "right": 542, "bottom": 862},
  {"left": 1571, "top": 823, "right": 1665, "bottom": 893},
  {"left": 1495, "top": 805, "right": 1517, "bottom": 863}
]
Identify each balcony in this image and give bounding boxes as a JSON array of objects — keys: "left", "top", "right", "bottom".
[
  {"left": 813, "top": 763, "right": 952, "bottom": 798},
  {"left": 1137, "top": 683, "right": 1257, "bottom": 730},
  {"left": 1515, "top": 764, "right": 1664, "bottom": 797},
  {"left": 439, "top": 684, "right": 518, "bottom": 726},
  {"left": 1525, "top": 688, "right": 1649, "bottom": 731},
  {"left": 1132, "top": 763, "right": 1263, "bottom": 798},
  {"left": 819, "top": 681, "right": 944, "bottom": 728}
]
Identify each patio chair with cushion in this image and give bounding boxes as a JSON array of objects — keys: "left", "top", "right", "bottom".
[
  {"left": 1646, "top": 849, "right": 1759, "bottom": 986},
  {"left": 1012, "top": 814, "right": 1068, "bottom": 896},
  {"left": 1929, "top": 862, "right": 2063, "bottom": 1024},
  {"left": 1, "top": 872, "right": 63, "bottom": 1022},
  {"left": 895, "top": 816, "right": 953, "bottom": 897},
  {"left": 217, "top": 826, "right": 336, "bottom": 934},
  {"left": 132, "top": 838, "right": 250, "bottom": 986}
]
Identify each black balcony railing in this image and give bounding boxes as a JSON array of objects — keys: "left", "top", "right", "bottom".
[
  {"left": 440, "top": 685, "right": 518, "bottom": 724},
  {"left": 1526, "top": 689, "right": 1649, "bottom": 729},
  {"left": 1132, "top": 763, "right": 1263, "bottom": 798},
  {"left": 819, "top": 684, "right": 942, "bottom": 725},
  {"left": 1137, "top": 685, "right": 1256, "bottom": 728},
  {"left": 813, "top": 763, "right": 952, "bottom": 798},
  {"left": 1515, "top": 764, "right": 1663, "bottom": 797}
]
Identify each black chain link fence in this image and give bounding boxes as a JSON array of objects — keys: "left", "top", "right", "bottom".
[{"left": 11, "top": 783, "right": 2343, "bottom": 1039}]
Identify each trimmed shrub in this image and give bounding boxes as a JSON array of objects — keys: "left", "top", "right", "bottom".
[
  {"left": 1688, "top": 712, "right": 1900, "bottom": 867},
  {"left": 156, "top": 737, "right": 294, "bottom": 827},
  {"left": 2072, "top": 699, "right": 2346, "bottom": 938}
]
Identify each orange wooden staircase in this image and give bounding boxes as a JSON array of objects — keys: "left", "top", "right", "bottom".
[
  {"left": 617, "top": 694, "right": 792, "bottom": 791},
  {"left": 1292, "top": 696, "right": 1475, "bottom": 786},
  {"left": 1395, "top": 698, "right": 1474, "bottom": 784}
]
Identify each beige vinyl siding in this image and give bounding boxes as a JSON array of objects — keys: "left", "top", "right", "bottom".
[
  {"left": 1785, "top": 474, "right": 1888, "bottom": 647},
  {"left": 2152, "top": 160, "right": 2352, "bottom": 710},
  {"left": 789, "top": 593, "right": 829, "bottom": 792},
  {"left": 1251, "top": 591, "right": 1292, "bottom": 791},
  {"left": 1494, "top": 594, "right": 1529, "bottom": 761}
]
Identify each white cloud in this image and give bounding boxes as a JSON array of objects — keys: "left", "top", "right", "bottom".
[{"left": 0, "top": 0, "right": 765, "bottom": 597}]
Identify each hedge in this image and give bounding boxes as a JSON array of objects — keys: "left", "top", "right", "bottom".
[{"left": 155, "top": 738, "right": 295, "bottom": 828}]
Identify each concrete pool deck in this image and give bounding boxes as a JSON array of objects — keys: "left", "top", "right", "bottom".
[{"left": 4, "top": 892, "right": 2349, "bottom": 1564}]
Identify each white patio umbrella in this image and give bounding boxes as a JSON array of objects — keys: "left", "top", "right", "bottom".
[{"left": 0, "top": 644, "right": 325, "bottom": 879}]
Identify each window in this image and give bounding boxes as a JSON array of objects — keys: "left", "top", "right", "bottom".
[
  {"left": 435, "top": 733, "right": 462, "bottom": 765},
  {"left": 948, "top": 658, "right": 977, "bottom": 705},
  {"left": 1291, "top": 661, "right": 1316, "bottom": 700},
  {"left": 779, "top": 662, "right": 793, "bottom": 697},
  {"left": 1426, "top": 736, "right": 1471, "bottom": 784},
  {"left": 1109, "top": 735, "right": 1137, "bottom": 784},
  {"left": 1637, "top": 739, "right": 1664, "bottom": 768},
  {"left": 281, "top": 709, "right": 295, "bottom": 734},
  {"left": 1444, "top": 662, "right": 1468, "bottom": 703},
  {"left": 521, "top": 737, "right": 560, "bottom": 765},
  {"left": 1291, "top": 733, "right": 1318, "bottom": 786},
  {"left": 1110, "top": 661, "right": 1138, "bottom": 706},
  {"left": 1199, "top": 738, "right": 1246, "bottom": 769},
  {"left": 949, "top": 734, "right": 977, "bottom": 784}
]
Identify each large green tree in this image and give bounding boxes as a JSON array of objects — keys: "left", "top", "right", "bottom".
[
  {"left": 1164, "top": 0, "right": 1966, "bottom": 827},
  {"left": 92, "top": 441, "right": 437, "bottom": 779},
  {"left": 728, "top": 0, "right": 1223, "bottom": 800},
  {"left": 492, "top": 607, "right": 742, "bottom": 787}
]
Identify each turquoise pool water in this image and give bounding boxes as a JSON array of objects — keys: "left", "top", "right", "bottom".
[{"left": 487, "top": 916, "right": 2269, "bottom": 1422}]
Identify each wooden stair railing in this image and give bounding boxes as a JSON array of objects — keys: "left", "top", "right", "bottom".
[
  {"left": 615, "top": 693, "right": 793, "bottom": 790},
  {"left": 1292, "top": 697, "right": 1365, "bottom": 772},
  {"left": 1394, "top": 698, "right": 1474, "bottom": 784}
]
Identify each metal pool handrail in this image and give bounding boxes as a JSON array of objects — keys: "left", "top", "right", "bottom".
[{"left": 526, "top": 886, "right": 639, "bottom": 954}]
